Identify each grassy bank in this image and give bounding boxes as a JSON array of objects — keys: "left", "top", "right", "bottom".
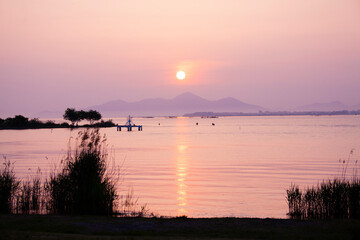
[{"left": 1, "top": 215, "right": 360, "bottom": 240}]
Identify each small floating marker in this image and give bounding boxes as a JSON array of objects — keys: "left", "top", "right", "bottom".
[{"left": 212, "top": 123, "right": 215, "bottom": 126}]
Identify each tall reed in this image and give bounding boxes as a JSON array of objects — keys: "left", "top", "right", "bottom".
[
  {"left": 117, "top": 189, "right": 149, "bottom": 217},
  {"left": 0, "top": 158, "right": 20, "bottom": 214},
  {"left": 287, "top": 178, "right": 360, "bottom": 219},
  {"left": 287, "top": 149, "right": 359, "bottom": 219},
  {"left": 45, "top": 129, "right": 118, "bottom": 215},
  {"left": 1, "top": 129, "right": 149, "bottom": 216}
]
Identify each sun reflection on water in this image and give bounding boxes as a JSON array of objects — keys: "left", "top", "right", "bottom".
[{"left": 176, "top": 144, "right": 188, "bottom": 215}]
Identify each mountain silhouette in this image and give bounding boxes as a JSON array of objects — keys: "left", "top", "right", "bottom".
[{"left": 87, "top": 92, "right": 265, "bottom": 116}]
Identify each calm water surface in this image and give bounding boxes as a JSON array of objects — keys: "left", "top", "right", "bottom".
[{"left": 1, "top": 116, "right": 359, "bottom": 218}]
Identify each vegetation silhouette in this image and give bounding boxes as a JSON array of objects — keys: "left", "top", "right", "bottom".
[
  {"left": 0, "top": 129, "right": 149, "bottom": 216},
  {"left": 45, "top": 129, "right": 117, "bottom": 215},
  {"left": 0, "top": 114, "right": 114, "bottom": 130},
  {"left": 0, "top": 158, "right": 20, "bottom": 214},
  {"left": 14, "top": 169, "right": 42, "bottom": 215},
  {"left": 63, "top": 108, "right": 102, "bottom": 126},
  {"left": 287, "top": 151, "right": 359, "bottom": 219},
  {"left": 0, "top": 115, "right": 67, "bottom": 129},
  {"left": 63, "top": 108, "right": 79, "bottom": 126},
  {"left": 287, "top": 179, "right": 360, "bottom": 219},
  {"left": 0, "top": 158, "right": 43, "bottom": 215}
]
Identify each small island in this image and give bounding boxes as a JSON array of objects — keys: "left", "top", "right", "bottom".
[{"left": 0, "top": 108, "right": 115, "bottom": 130}]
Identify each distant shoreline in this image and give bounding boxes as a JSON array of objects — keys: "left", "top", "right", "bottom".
[
  {"left": 0, "top": 115, "right": 116, "bottom": 130},
  {"left": 183, "top": 110, "right": 360, "bottom": 117},
  {"left": 0, "top": 124, "right": 116, "bottom": 130},
  {"left": 1, "top": 111, "right": 360, "bottom": 130}
]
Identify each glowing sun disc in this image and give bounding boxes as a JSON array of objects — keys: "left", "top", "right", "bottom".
[{"left": 176, "top": 71, "right": 186, "bottom": 80}]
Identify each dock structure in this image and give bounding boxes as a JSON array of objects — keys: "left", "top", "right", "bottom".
[{"left": 117, "top": 115, "right": 142, "bottom": 131}]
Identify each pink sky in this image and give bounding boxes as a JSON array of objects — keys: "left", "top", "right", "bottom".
[{"left": 0, "top": 0, "right": 359, "bottom": 116}]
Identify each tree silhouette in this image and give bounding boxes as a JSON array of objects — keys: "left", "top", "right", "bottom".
[
  {"left": 63, "top": 108, "right": 102, "bottom": 126},
  {"left": 87, "top": 110, "right": 102, "bottom": 124},
  {"left": 63, "top": 108, "right": 80, "bottom": 126}
]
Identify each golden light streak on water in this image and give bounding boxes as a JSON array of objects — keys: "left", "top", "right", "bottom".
[{"left": 175, "top": 121, "right": 189, "bottom": 215}]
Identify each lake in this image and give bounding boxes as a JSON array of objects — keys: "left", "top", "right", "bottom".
[{"left": 1, "top": 115, "right": 359, "bottom": 218}]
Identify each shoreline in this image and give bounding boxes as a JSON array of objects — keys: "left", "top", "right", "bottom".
[
  {"left": 184, "top": 110, "right": 360, "bottom": 117},
  {"left": 0, "top": 115, "right": 116, "bottom": 130},
  {"left": 0, "top": 124, "right": 116, "bottom": 130},
  {"left": 1, "top": 214, "right": 359, "bottom": 239}
]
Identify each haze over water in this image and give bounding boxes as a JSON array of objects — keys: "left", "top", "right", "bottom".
[{"left": 1, "top": 115, "right": 359, "bottom": 218}]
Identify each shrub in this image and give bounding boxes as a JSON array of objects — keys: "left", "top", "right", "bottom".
[{"left": 45, "top": 129, "right": 117, "bottom": 215}]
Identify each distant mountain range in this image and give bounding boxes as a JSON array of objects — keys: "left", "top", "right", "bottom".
[
  {"left": 34, "top": 93, "right": 360, "bottom": 118},
  {"left": 86, "top": 92, "right": 265, "bottom": 117}
]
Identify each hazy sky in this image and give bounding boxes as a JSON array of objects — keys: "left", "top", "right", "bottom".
[{"left": 1, "top": 0, "right": 360, "bottom": 116}]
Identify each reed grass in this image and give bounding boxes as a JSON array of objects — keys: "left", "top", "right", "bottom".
[
  {"left": 0, "top": 129, "right": 150, "bottom": 217},
  {"left": 287, "top": 150, "right": 360, "bottom": 219},
  {"left": 45, "top": 129, "right": 117, "bottom": 215},
  {"left": 287, "top": 179, "right": 360, "bottom": 219},
  {"left": 0, "top": 158, "right": 20, "bottom": 214},
  {"left": 117, "top": 189, "right": 150, "bottom": 217}
]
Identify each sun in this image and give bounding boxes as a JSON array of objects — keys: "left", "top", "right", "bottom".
[{"left": 176, "top": 71, "right": 186, "bottom": 80}]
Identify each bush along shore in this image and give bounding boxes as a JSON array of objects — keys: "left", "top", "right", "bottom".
[
  {"left": 287, "top": 151, "right": 360, "bottom": 220},
  {"left": 0, "top": 109, "right": 116, "bottom": 130},
  {"left": 0, "top": 129, "right": 147, "bottom": 217}
]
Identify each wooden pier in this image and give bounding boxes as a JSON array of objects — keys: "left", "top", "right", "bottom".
[{"left": 117, "top": 116, "right": 142, "bottom": 131}]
